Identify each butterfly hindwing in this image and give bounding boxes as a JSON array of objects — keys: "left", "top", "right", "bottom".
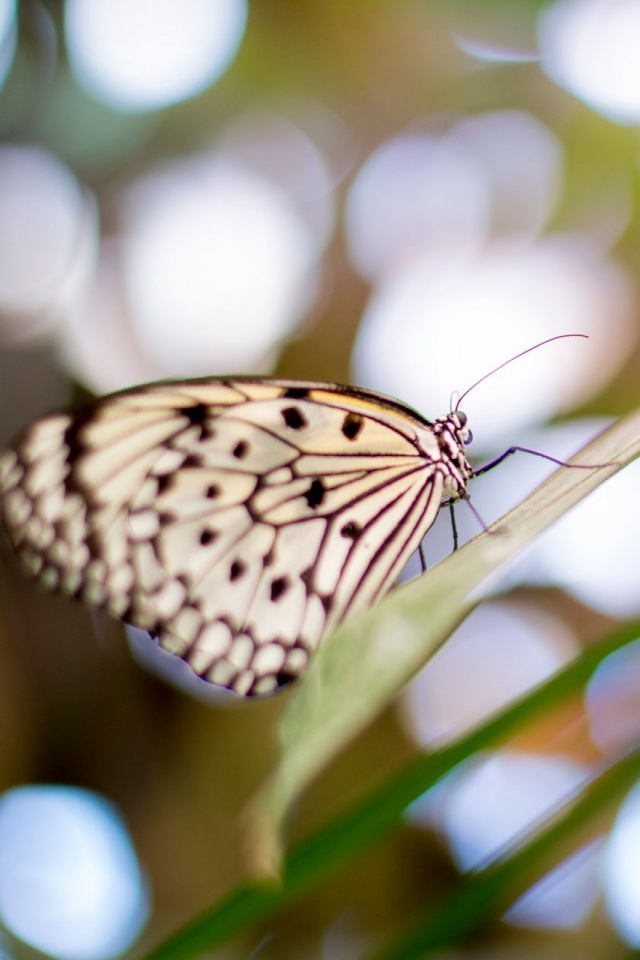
[{"left": 0, "top": 378, "right": 472, "bottom": 696}]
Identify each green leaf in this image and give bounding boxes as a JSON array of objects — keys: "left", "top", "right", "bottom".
[
  {"left": 248, "top": 410, "right": 640, "bottom": 873},
  {"left": 366, "top": 744, "right": 640, "bottom": 960},
  {"left": 142, "top": 617, "right": 640, "bottom": 960}
]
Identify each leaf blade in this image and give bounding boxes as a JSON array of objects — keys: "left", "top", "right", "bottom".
[{"left": 250, "top": 411, "right": 640, "bottom": 869}]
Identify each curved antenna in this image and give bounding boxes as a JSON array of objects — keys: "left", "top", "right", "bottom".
[{"left": 454, "top": 333, "right": 588, "bottom": 411}]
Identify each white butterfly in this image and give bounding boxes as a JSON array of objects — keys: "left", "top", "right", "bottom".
[{"left": 0, "top": 377, "right": 474, "bottom": 696}]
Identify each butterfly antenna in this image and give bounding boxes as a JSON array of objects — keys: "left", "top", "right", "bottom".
[{"left": 454, "top": 333, "right": 588, "bottom": 411}]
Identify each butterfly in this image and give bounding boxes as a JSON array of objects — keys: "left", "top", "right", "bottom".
[{"left": 0, "top": 376, "right": 475, "bottom": 696}]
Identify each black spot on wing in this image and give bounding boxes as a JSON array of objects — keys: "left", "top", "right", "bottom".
[
  {"left": 304, "top": 478, "right": 325, "bottom": 509},
  {"left": 340, "top": 521, "right": 361, "bottom": 540},
  {"left": 183, "top": 403, "right": 207, "bottom": 425},
  {"left": 270, "top": 576, "right": 290, "bottom": 601},
  {"left": 233, "top": 441, "right": 249, "bottom": 459},
  {"left": 283, "top": 387, "right": 309, "bottom": 399},
  {"left": 342, "top": 413, "right": 363, "bottom": 440},
  {"left": 229, "top": 559, "right": 246, "bottom": 581},
  {"left": 156, "top": 474, "right": 172, "bottom": 494},
  {"left": 282, "top": 406, "right": 307, "bottom": 430},
  {"left": 206, "top": 484, "right": 220, "bottom": 499},
  {"left": 199, "top": 529, "right": 217, "bottom": 546},
  {"left": 274, "top": 670, "right": 297, "bottom": 689}
]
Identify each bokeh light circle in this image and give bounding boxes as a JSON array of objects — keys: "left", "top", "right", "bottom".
[
  {"left": 402, "top": 603, "right": 577, "bottom": 746},
  {"left": 0, "top": 785, "right": 149, "bottom": 960},
  {"left": 65, "top": 0, "right": 248, "bottom": 112},
  {"left": 352, "top": 237, "right": 634, "bottom": 448},
  {"left": 120, "top": 155, "right": 320, "bottom": 375},
  {"left": 539, "top": 0, "right": 640, "bottom": 124},
  {"left": 0, "top": 144, "right": 97, "bottom": 339},
  {"left": 603, "top": 780, "right": 640, "bottom": 946}
]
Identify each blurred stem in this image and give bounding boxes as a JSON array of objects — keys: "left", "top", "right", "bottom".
[{"left": 142, "top": 618, "right": 640, "bottom": 960}]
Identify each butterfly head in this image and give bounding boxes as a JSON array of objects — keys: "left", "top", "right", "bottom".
[
  {"left": 450, "top": 410, "right": 472, "bottom": 447},
  {"left": 436, "top": 410, "right": 473, "bottom": 452}
]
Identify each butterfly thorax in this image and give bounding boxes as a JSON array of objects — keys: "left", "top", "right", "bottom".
[{"left": 427, "top": 411, "right": 474, "bottom": 501}]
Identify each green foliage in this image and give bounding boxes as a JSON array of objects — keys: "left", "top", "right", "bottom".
[{"left": 142, "top": 412, "right": 640, "bottom": 958}]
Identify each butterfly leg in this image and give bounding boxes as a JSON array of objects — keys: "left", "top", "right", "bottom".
[
  {"left": 419, "top": 502, "right": 459, "bottom": 567},
  {"left": 440, "top": 499, "right": 461, "bottom": 551},
  {"left": 449, "top": 502, "right": 459, "bottom": 551},
  {"left": 474, "top": 446, "right": 612, "bottom": 477}
]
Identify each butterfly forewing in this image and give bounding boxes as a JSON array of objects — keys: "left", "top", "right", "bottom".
[{"left": 0, "top": 378, "right": 473, "bottom": 696}]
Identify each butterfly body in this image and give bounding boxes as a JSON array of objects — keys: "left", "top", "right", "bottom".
[{"left": 0, "top": 378, "right": 473, "bottom": 696}]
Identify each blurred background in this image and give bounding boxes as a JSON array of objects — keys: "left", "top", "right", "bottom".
[{"left": 0, "top": 0, "right": 640, "bottom": 957}]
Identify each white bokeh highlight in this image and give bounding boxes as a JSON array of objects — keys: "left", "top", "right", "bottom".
[
  {"left": 0, "top": 145, "right": 97, "bottom": 339},
  {"left": 450, "top": 112, "right": 562, "bottom": 238},
  {"left": 120, "top": 156, "right": 320, "bottom": 375},
  {"left": 469, "top": 418, "right": 640, "bottom": 618},
  {"left": 0, "top": 786, "right": 149, "bottom": 960},
  {"left": 219, "top": 112, "right": 337, "bottom": 252},
  {"left": 402, "top": 603, "right": 578, "bottom": 747},
  {"left": 352, "top": 238, "right": 634, "bottom": 448},
  {"left": 454, "top": 34, "right": 539, "bottom": 64},
  {"left": 346, "top": 112, "right": 563, "bottom": 283},
  {"left": 539, "top": 0, "right": 640, "bottom": 124},
  {"left": 409, "top": 752, "right": 598, "bottom": 930},
  {"left": 586, "top": 639, "right": 640, "bottom": 756},
  {"left": 58, "top": 117, "right": 333, "bottom": 393},
  {"left": 528, "top": 456, "right": 640, "bottom": 617},
  {"left": 345, "top": 132, "right": 490, "bottom": 281},
  {"left": 65, "top": 0, "right": 247, "bottom": 112},
  {"left": 58, "top": 239, "right": 164, "bottom": 395},
  {"left": 603, "top": 780, "right": 640, "bottom": 946},
  {"left": 504, "top": 840, "right": 602, "bottom": 929}
]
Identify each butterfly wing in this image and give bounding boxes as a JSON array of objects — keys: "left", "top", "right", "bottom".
[{"left": 0, "top": 379, "right": 447, "bottom": 695}]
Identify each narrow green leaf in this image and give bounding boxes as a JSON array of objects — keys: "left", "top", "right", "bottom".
[
  {"left": 367, "top": 746, "right": 640, "bottom": 960},
  {"left": 142, "top": 617, "right": 640, "bottom": 960}
]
